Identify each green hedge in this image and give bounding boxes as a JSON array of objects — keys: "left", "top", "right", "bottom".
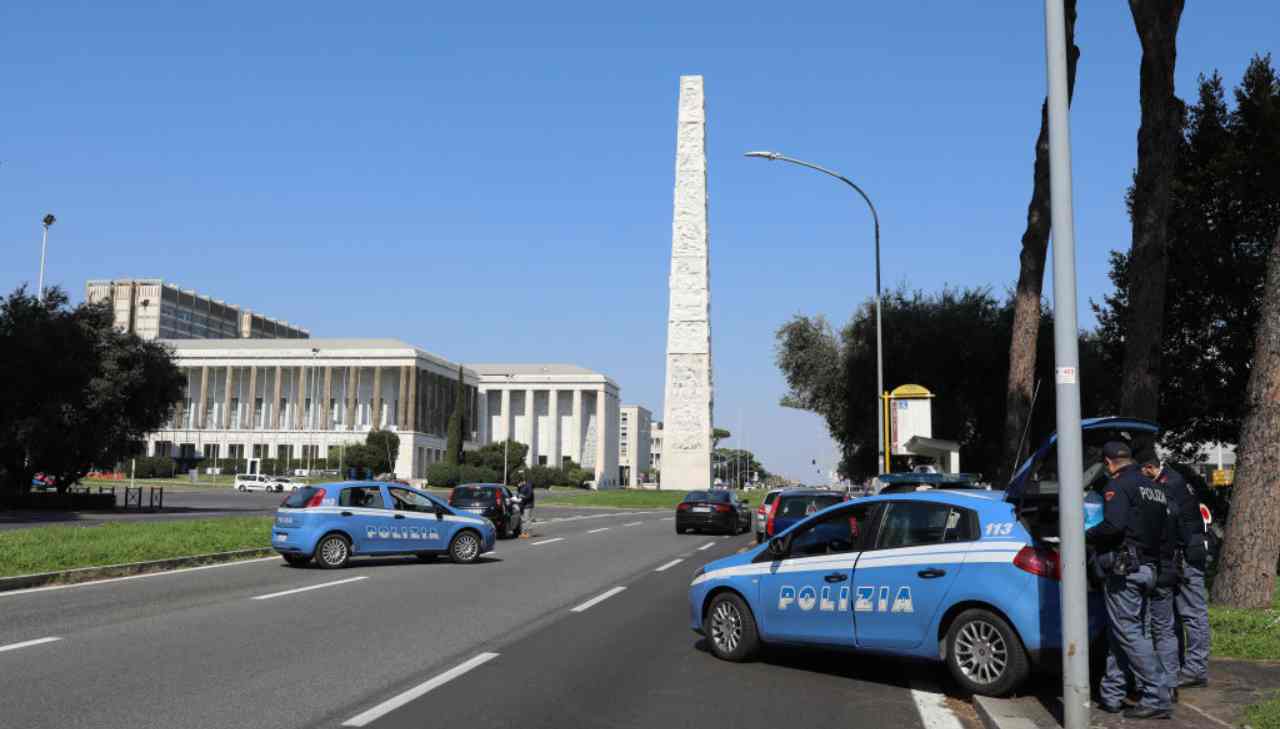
[{"left": 426, "top": 463, "right": 502, "bottom": 487}]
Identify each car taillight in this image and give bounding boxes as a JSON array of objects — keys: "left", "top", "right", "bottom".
[
  {"left": 496, "top": 490, "right": 504, "bottom": 508},
  {"left": 1013, "top": 546, "right": 1061, "bottom": 581},
  {"left": 713, "top": 503, "right": 732, "bottom": 513},
  {"left": 305, "top": 488, "right": 326, "bottom": 508},
  {"left": 766, "top": 497, "right": 782, "bottom": 536}
]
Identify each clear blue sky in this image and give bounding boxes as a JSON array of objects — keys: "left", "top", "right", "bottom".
[{"left": 3, "top": 2, "right": 1276, "bottom": 481}]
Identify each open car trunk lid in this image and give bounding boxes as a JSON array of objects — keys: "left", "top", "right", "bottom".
[{"left": 1004, "top": 417, "right": 1160, "bottom": 543}]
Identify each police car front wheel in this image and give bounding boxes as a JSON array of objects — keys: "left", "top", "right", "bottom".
[
  {"left": 944, "top": 608, "right": 1028, "bottom": 697},
  {"left": 704, "top": 592, "right": 760, "bottom": 662},
  {"left": 449, "top": 531, "right": 482, "bottom": 564}
]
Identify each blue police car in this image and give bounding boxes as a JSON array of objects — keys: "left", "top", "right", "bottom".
[
  {"left": 271, "top": 482, "right": 497, "bottom": 568},
  {"left": 689, "top": 417, "right": 1157, "bottom": 696}
]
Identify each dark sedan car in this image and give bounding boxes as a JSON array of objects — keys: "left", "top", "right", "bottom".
[
  {"left": 675, "top": 490, "right": 751, "bottom": 535},
  {"left": 448, "top": 483, "right": 523, "bottom": 539}
]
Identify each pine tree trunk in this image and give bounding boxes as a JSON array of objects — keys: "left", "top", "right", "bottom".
[
  {"left": 1000, "top": 0, "right": 1080, "bottom": 482},
  {"left": 1120, "top": 0, "right": 1185, "bottom": 421},
  {"left": 1211, "top": 228, "right": 1280, "bottom": 609}
]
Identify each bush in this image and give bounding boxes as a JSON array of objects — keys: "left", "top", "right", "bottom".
[
  {"left": 426, "top": 463, "right": 501, "bottom": 488},
  {"left": 565, "top": 467, "right": 593, "bottom": 488},
  {"left": 131, "top": 456, "right": 177, "bottom": 479},
  {"left": 526, "top": 466, "right": 570, "bottom": 489}
]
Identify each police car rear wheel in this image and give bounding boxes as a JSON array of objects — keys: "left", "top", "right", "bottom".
[
  {"left": 315, "top": 534, "right": 350, "bottom": 569},
  {"left": 449, "top": 531, "right": 481, "bottom": 564},
  {"left": 945, "top": 609, "right": 1028, "bottom": 697},
  {"left": 704, "top": 593, "right": 759, "bottom": 662}
]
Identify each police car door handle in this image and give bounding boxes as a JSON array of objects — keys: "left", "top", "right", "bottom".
[
  {"left": 340, "top": 511, "right": 353, "bottom": 517},
  {"left": 824, "top": 573, "right": 848, "bottom": 583},
  {"left": 917, "top": 568, "right": 946, "bottom": 579},
  {"left": 394, "top": 514, "right": 405, "bottom": 519}
]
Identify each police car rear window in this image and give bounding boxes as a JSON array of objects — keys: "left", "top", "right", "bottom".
[{"left": 282, "top": 487, "right": 320, "bottom": 509}]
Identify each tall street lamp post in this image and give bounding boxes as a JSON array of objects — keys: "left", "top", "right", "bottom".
[
  {"left": 744, "top": 151, "right": 885, "bottom": 473},
  {"left": 37, "top": 214, "right": 56, "bottom": 301}
]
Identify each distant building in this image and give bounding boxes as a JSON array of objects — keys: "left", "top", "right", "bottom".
[
  {"left": 618, "top": 405, "right": 652, "bottom": 487},
  {"left": 650, "top": 421, "right": 663, "bottom": 474},
  {"left": 470, "top": 364, "right": 622, "bottom": 489},
  {"left": 85, "top": 278, "right": 308, "bottom": 340}
]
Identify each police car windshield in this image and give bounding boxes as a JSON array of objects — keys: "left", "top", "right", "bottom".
[{"left": 282, "top": 487, "right": 321, "bottom": 509}]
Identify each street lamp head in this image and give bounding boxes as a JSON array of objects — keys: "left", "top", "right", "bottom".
[
  {"left": 42, "top": 214, "right": 56, "bottom": 227},
  {"left": 744, "top": 151, "right": 780, "bottom": 160}
]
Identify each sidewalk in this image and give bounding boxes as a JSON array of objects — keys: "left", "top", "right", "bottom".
[{"left": 975, "top": 659, "right": 1280, "bottom": 729}]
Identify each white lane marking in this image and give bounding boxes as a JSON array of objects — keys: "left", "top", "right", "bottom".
[
  {"left": 342, "top": 652, "right": 499, "bottom": 727},
  {"left": 531, "top": 538, "right": 565, "bottom": 546},
  {"left": 570, "top": 586, "right": 627, "bottom": 613},
  {"left": 1180, "top": 702, "right": 1232, "bottom": 729},
  {"left": 697, "top": 542, "right": 716, "bottom": 551},
  {"left": 587, "top": 527, "right": 610, "bottom": 534},
  {"left": 654, "top": 559, "right": 684, "bottom": 572},
  {"left": 0, "top": 636, "right": 62, "bottom": 654},
  {"left": 0, "top": 556, "right": 280, "bottom": 599},
  {"left": 623, "top": 521, "right": 643, "bottom": 527},
  {"left": 909, "top": 680, "right": 965, "bottom": 729},
  {"left": 251, "top": 576, "right": 368, "bottom": 601}
]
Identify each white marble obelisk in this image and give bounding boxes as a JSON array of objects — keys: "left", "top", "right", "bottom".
[{"left": 661, "top": 75, "right": 714, "bottom": 490}]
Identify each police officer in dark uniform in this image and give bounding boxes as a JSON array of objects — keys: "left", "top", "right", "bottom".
[
  {"left": 1085, "top": 441, "right": 1172, "bottom": 719},
  {"left": 1141, "top": 454, "right": 1211, "bottom": 688},
  {"left": 1136, "top": 448, "right": 1180, "bottom": 707}
]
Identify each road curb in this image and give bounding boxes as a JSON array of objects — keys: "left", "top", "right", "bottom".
[
  {"left": 974, "top": 695, "right": 1060, "bottom": 729},
  {"left": 0, "top": 547, "right": 277, "bottom": 593}
]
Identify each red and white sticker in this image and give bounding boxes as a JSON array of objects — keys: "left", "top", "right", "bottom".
[{"left": 1056, "top": 366, "right": 1077, "bottom": 385}]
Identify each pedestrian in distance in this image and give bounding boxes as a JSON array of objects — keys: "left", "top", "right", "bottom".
[
  {"left": 1141, "top": 454, "right": 1212, "bottom": 689},
  {"left": 519, "top": 478, "right": 535, "bottom": 525},
  {"left": 1085, "top": 441, "right": 1173, "bottom": 720}
]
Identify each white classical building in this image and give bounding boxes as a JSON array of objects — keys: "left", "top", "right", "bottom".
[
  {"left": 619, "top": 405, "right": 653, "bottom": 487},
  {"left": 145, "top": 339, "right": 482, "bottom": 480},
  {"left": 470, "top": 364, "right": 622, "bottom": 489}
]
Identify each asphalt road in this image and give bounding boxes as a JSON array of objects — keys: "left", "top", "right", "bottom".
[{"left": 0, "top": 511, "right": 973, "bottom": 729}]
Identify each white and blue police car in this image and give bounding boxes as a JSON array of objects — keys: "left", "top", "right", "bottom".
[
  {"left": 271, "top": 482, "right": 497, "bottom": 568},
  {"left": 688, "top": 488, "right": 1105, "bottom": 696}
]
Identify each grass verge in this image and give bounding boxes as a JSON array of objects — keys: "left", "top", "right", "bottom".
[
  {"left": 1248, "top": 694, "right": 1280, "bottom": 729},
  {"left": 1209, "top": 577, "right": 1280, "bottom": 661},
  {"left": 0, "top": 517, "right": 274, "bottom": 578}
]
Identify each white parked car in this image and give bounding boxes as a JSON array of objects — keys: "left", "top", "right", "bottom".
[
  {"left": 269, "top": 477, "right": 300, "bottom": 492},
  {"left": 233, "top": 474, "right": 275, "bottom": 492}
]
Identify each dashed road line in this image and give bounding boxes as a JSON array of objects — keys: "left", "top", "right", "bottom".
[
  {"left": 0, "top": 636, "right": 61, "bottom": 654},
  {"left": 587, "top": 527, "right": 610, "bottom": 534},
  {"left": 697, "top": 542, "right": 716, "bottom": 551},
  {"left": 570, "top": 586, "right": 627, "bottom": 613},
  {"left": 654, "top": 559, "right": 684, "bottom": 572},
  {"left": 531, "top": 538, "right": 565, "bottom": 546},
  {"left": 251, "top": 576, "right": 368, "bottom": 601},
  {"left": 342, "top": 652, "right": 500, "bottom": 727},
  {"left": 622, "top": 521, "right": 644, "bottom": 527}
]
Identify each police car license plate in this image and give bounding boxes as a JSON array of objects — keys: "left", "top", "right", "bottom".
[
  {"left": 692, "top": 506, "right": 710, "bottom": 512},
  {"left": 275, "top": 533, "right": 287, "bottom": 542}
]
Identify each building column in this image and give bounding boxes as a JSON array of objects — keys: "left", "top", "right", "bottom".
[
  {"left": 270, "top": 366, "right": 281, "bottom": 429},
  {"left": 323, "top": 367, "right": 333, "bottom": 431},
  {"left": 500, "top": 389, "right": 512, "bottom": 443},
  {"left": 174, "top": 368, "right": 188, "bottom": 430},
  {"left": 247, "top": 366, "right": 258, "bottom": 430},
  {"left": 525, "top": 389, "right": 537, "bottom": 467},
  {"left": 372, "top": 366, "right": 383, "bottom": 429},
  {"left": 222, "top": 367, "right": 234, "bottom": 429},
  {"left": 294, "top": 366, "right": 305, "bottom": 430},
  {"left": 407, "top": 367, "right": 418, "bottom": 432},
  {"left": 571, "top": 389, "right": 583, "bottom": 464},
  {"left": 397, "top": 366, "right": 409, "bottom": 429},
  {"left": 197, "top": 366, "right": 209, "bottom": 430},
  {"left": 548, "top": 389, "right": 561, "bottom": 468},
  {"left": 595, "top": 387, "right": 607, "bottom": 483},
  {"left": 347, "top": 366, "right": 358, "bottom": 429}
]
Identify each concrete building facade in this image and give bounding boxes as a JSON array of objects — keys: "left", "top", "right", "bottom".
[
  {"left": 471, "top": 364, "right": 622, "bottom": 489},
  {"left": 86, "top": 279, "right": 308, "bottom": 340},
  {"left": 145, "top": 339, "right": 479, "bottom": 480},
  {"left": 619, "top": 405, "right": 652, "bottom": 487},
  {"left": 649, "top": 421, "right": 663, "bottom": 474}
]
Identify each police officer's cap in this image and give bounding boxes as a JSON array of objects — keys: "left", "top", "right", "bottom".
[{"left": 1101, "top": 441, "right": 1132, "bottom": 460}]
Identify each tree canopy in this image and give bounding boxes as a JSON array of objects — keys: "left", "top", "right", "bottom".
[{"left": 0, "top": 287, "right": 184, "bottom": 498}]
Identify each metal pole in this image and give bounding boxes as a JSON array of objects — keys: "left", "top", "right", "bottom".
[
  {"left": 1044, "top": 2, "right": 1089, "bottom": 726},
  {"left": 743, "top": 152, "right": 884, "bottom": 475},
  {"left": 37, "top": 225, "right": 49, "bottom": 301}
]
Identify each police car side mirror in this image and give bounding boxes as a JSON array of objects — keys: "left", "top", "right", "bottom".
[
  {"left": 767, "top": 536, "right": 788, "bottom": 558},
  {"left": 434, "top": 505, "right": 445, "bottom": 520}
]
